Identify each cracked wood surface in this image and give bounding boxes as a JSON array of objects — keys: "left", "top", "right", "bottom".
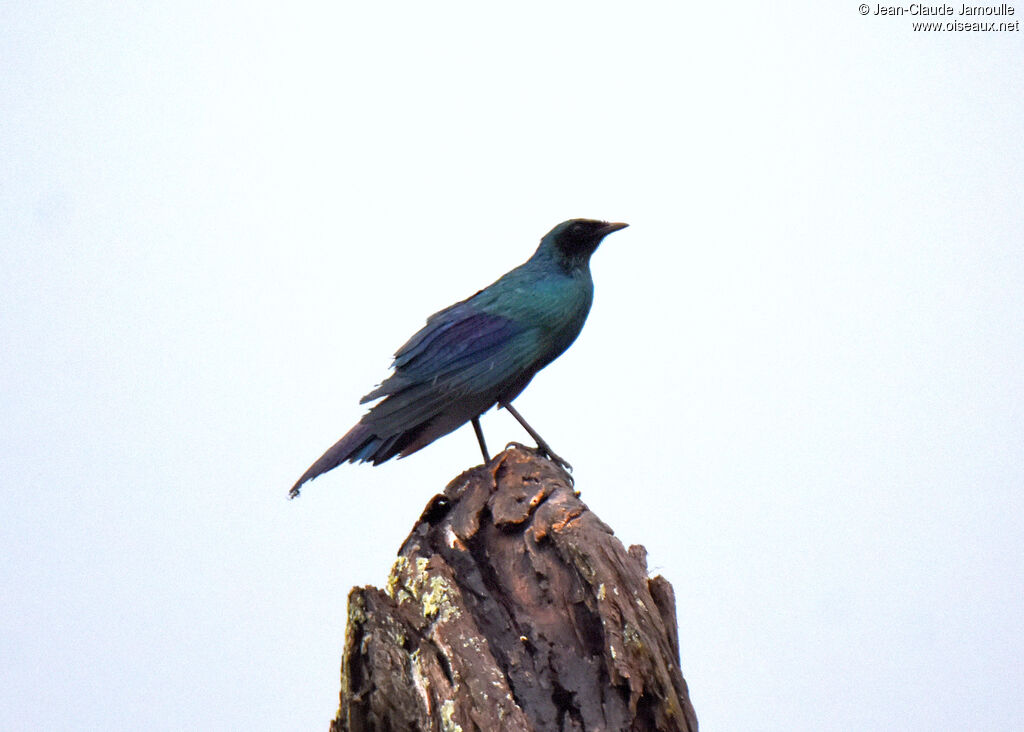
[{"left": 331, "top": 447, "right": 698, "bottom": 732}]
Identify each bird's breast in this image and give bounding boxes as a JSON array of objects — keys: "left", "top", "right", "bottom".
[{"left": 510, "top": 271, "right": 594, "bottom": 358}]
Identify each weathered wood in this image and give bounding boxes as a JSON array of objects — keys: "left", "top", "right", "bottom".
[{"left": 331, "top": 447, "right": 698, "bottom": 732}]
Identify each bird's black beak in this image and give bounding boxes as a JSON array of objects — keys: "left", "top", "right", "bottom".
[{"left": 600, "top": 222, "right": 629, "bottom": 236}]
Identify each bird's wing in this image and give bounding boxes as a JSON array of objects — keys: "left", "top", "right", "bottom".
[
  {"left": 358, "top": 305, "right": 535, "bottom": 428},
  {"left": 394, "top": 309, "right": 519, "bottom": 375},
  {"left": 387, "top": 289, "right": 484, "bottom": 367}
]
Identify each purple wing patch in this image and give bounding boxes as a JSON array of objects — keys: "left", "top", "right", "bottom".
[{"left": 393, "top": 309, "right": 522, "bottom": 377}]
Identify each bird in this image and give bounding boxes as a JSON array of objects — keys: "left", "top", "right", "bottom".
[{"left": 289, "top": 218, "right": 628, "bottom": 498}]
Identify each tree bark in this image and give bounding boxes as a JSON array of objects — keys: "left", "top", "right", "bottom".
[{"left": 330, "top": 446, "right": 698, "bottom": 732}]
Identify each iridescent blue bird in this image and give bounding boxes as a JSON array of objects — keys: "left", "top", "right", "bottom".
[{"left": 289, "top": 218, "right": 628, "bottom": 497}]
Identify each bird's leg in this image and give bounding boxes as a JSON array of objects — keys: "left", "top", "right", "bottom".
[
  {"left": 471, "top": 416, "right": 490, "bottom": 463},
  {"left": 499, "top": 401, "right": 573, "bottom": 472}
]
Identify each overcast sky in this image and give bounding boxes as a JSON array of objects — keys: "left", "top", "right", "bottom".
[{"left": 2, "top": 3, "right": 1022, "bottom": 730}]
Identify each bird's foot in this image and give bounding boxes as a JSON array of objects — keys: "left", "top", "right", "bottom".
[
  {"left": 498, "top": 402, "right": 573, "bottom": 478},
  {"left": 505, "top": 441, "right": 574, "bottom": 479},
  {"left": 541, "top": 449, "right": 573, "bottom": 474}
]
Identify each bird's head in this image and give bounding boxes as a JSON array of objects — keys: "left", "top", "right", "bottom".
[{"left": 542, "top": 219, "right": 629, "bottom": 271}]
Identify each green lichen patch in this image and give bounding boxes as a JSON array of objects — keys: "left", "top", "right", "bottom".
[
  {"left": 440, "top": 699, "right": 462, "bottom": 732},
  {"left": 386, "top": 555, "right": 460, "bottom": 623}
]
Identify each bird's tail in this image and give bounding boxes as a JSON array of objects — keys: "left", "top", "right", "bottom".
[{"left": 289, "top": 422, "right": 382, "bottom": 499}]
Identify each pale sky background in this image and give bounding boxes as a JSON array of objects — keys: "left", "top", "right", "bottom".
[{"left": 2, "top": 3, "right": 1023, "bottom": 730}]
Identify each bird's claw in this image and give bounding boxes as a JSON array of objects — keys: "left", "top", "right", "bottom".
[
  {"left": 545, "top": 452, "right": 573, "bottom": 474},
  {"left": 504, "top": 442, "right": 574, "bottom": 481}
]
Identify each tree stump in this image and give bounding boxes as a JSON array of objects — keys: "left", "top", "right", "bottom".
[{"left": 330, "top": 446, "right": 698, "bottom": 732}]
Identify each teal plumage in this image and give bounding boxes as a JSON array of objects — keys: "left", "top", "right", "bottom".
[{"left": 290, "top": 218, "right": 627, "bottom": 497}]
